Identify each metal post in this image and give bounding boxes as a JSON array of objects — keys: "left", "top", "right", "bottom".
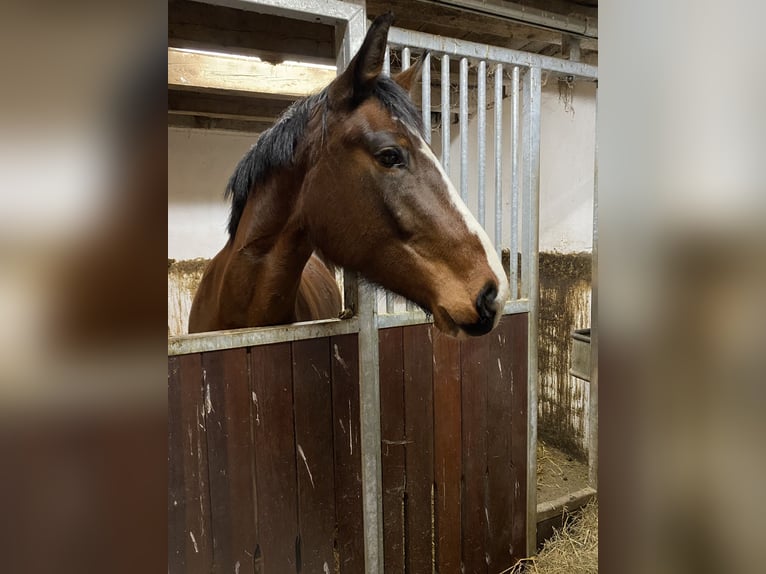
[
  {"left": 521, "top": 65, "right": 542, "bottom": 559},
  {"left": 357, "top": 281, "right": 383, "bottom": 574},
  {"left": 420, "top": 53, "right": 431, "bottom": 145},
  {"left": 510, "top": 65, "right": 520, "bottom": 298},
  {"left": 477, "top": 60, "right": 487, "bottom": 229},
  {"left": 383, "top": 45, "right": 390, "bottom": 76},
  {"left": 441, "top": 55, "right": 450, "bottom": 170},
  {"left": 422, "top": 52, "right": 431, "bottom": 144},
  {"left": 494, "top": 63, "right": 503, "bottom": 254},
  {"left": 459, "top": 57, "right": 469, "bottom": 203},
  {"left": 588, "top": 93, "right": 598, "bottom": 490},
  {"left": 401, "top": 46, "right": 410, "bottom": 70}
]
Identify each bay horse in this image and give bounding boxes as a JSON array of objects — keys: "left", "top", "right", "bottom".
[{"left": 189, "top": 14, "right": 509, "bottom": 337}]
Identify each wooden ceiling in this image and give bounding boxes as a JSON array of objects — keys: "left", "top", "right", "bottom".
[{"left": 168, "top": 0, "right": 597, "bottom": 132}]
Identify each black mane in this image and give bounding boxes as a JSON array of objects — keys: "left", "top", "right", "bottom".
[{"left": 224, "top": 76, "right": 424, "bottom": 239}]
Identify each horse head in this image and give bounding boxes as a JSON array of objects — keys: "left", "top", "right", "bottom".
[{"left": 298, "top": 14, "right": 510, "bottom": 337}]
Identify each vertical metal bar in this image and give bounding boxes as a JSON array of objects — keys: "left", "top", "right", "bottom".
[
  {"left": 357, "top": 282, "right": 383, "bottom": 574},
  {"left": 385, "top": 291, "right": 394, "bottom": 314},
  {"left": 459, "top": 58, "right": 469, "bottom": 203},
  {"left": 404, "top": 46, "right": 416, "bottom": 313},
  {"left": 477, "top": 60, "right": 487, "bottom": 229},
  {"left": 588, "top": 91, "right": 598, "bottom": 490},
  {"left": 521, "top": 65, "right": 542, "bottom": 559},
  {"left": 422, "top": 52, "right": 431, "bottom": 144},
  {"left": 441, "top": 54, "right": 450, "bottom": 170},
  {"left": 408, "top": 48, "right": 429, "bottom": 314},
  {"left": 383, "top": 45, "right": 390, "bottom": 76},
  {"left": 494, "top": 63, "right": 503, "bottom": 254},
  {"left": 510, "top": 65, "right": 520, "bottom": 298}
]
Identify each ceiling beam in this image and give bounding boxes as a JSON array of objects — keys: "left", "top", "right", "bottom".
[{"left": 168, "top": 47, "right": 336, "bottom": 98}]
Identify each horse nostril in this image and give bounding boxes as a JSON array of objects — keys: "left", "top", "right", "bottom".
[{"left": 475, "top": 281, "right": 498, "bottom": 321}]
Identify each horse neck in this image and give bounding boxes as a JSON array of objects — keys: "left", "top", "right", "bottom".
[{"left": 222, "top": 170, "right": 312, "bottom": 326}]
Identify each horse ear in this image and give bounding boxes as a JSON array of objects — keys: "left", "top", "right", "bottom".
[
  {"left": 328, "top": 13, "right": 394, "bottom": 107},
  {"left": 392, "top": 52, "right": 427, "bottom": 95}
]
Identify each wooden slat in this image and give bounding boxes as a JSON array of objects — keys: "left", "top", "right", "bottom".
[
  {"left": 432, "top": 330, "right": 462, "bottom": 574},
  {"left": 201, "top": 348, "right": 256, "bottom": 573},
  {"left": 509, "top": 314, "right": 529, "bottom": 561},
  {"left": 251, "top": 342, "right": 299, "bottom": 573},
  {"left": 330, "top": 334, "right": 365, "bottom": 573},
  {"left": 402, "top": 324, "right": 435, "bottom": 574},
  {"left": 460, "top": 334, "right": 490, "bottom": 574},
  {"left": 167, "top": 113, "right": 273, "bottom": 133},
  {"left": 168, "top": 90, "right": 293, "bottom": 123},
  {"left": 168, "top": 47, "right": 335, "bottom": 98},
  {"left": 169, "top": 353, "right": 213, "bottom": 573},
  {"left": 378, "top": 327, "right": 406, "bottom": 574},
  {"left": 486, "top": 318, "right": 515, "bottom": 571},
  {"left": 169, "top": 0, "right": 336, "bottom": 65},
  {"left": 168, "top": 357, "right": 185, "bottom": 573},
  {"left": 292, "top": 338, "right": 336, "bottom": 574}
]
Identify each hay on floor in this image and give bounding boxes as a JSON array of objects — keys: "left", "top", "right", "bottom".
[{"left": 503, "top": 498, "right": 598, "bottom": 574}]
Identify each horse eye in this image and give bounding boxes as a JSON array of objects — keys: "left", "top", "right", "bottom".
[{"left": 376, "top": 147, "right": 405, "bottom": 169}]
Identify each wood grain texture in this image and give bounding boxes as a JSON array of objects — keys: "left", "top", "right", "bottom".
[
  {"left": 378, "top": 327, "right": 406, "bottom": 574},
  {"left": 251, "top": 342, "right": 299, "bottom": 573},
  {"left": 330, "top": 334, "right": 365, "bottom": 574},
  {"left": 202, "top": 348, "right": 256, "bottom": 573},
  {"left": 402, "top": 325, "right": 435, "bottom": 574},
  {"left": 460, "top": 334, "right": 490, "bottom": 574},
  {"left": 432, "top": 330, "right": 462, "bottom": 574},
  {"left": 292, "top": 338, "right": 336, "bottom": 574}
]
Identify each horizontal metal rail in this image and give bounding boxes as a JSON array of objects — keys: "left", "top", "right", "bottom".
[
  {"left": 168, "top": 317, "right": 359, "bottom": 356},
  {"left": 388, "top": 27, "right": 597, "bottom": 79}
]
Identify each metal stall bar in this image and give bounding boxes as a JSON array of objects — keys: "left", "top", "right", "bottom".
[
  {"left": 477, "top": 60, "right": 487, "bottom": 229},
  {"left": 422, "top": 52, "right": 431, "bottom": 144},
  {"left": 510, "top": 65, "right": 520, "bottom": 298},
  {"left": 521, "top": 65, "right": 542, "bottom": 558},
  {"left": 383, "top": 45, "right": 390, "bottom": 76},
  {"left": 402, "top": 46, "right": 414, "bottom": 313},
  {"left": 459, "top": 58, "right": 469, "bottom": 203},
  {"left": 387, "top": 27, "right": 598, "bottom": 79},
  {"left": 588, "top": 98, "right": 599, "bottom": 490},
  {"left": 441, "top": 54, "right": 451, "bottom": 169},
  {"left": 494, "top": 63, "right": 503, "bottom": 255}
]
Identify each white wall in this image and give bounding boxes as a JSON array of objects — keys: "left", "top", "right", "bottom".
[
  {"left": 539, "top": 81, "right": 596, "bottom": 253},
  {"left": 168, "top": 127, "right": 257, "bottom": 260}
]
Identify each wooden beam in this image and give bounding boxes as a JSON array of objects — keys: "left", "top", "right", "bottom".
[
  {"left": 367, "top": 0, "right": 597, "bottom": 52},
  {"left": 167, "top": 113, "right": 273, "bottom": 133},
  {"left": 169, "top": 0, "right": 336, "bottom": 65},
  {"left": 168, "top": 47, "right": 336, "bottom": 98},
  {"left": 168, "top": 90, "right": 293, "bottom": 123}
]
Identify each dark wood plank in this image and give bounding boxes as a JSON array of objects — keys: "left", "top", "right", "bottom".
[
  {"left": 168, "top": 356, "right": 185, "bottom": 573},
  {"left": 486, "top": 318, "right": 515, "bottom": 571},
  {"left": 251, "top": 342, "right": 299, "bottom": 573},
  {"left": 292, "top": 338, "right": 336, "bottom": 574},
  {"left": 169, "top": 353, "right": 213, "bottom": 574},
  {"left": 330, "top": 334, "right": 365, "bottom": 574},
  {"left": 169, "top": 0, "right": 336, "bottom": 65},
  {"left": 202, "top": 348, "right": 256, "bottom": 574},
  {"left": 378, "top": 327, "right": 406, "bottom": 574},
  {"left": 460, "top": 334, "right": 490, "bottom": 574},
  {"left": 509, "top": 314, "right": 529, "bottom": 563},
  {"left": 402, "top": 324, "right": 435, "bottom": 574},
  {"left": 432, "top": 330, "right": 462, "bottom": 574}
]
